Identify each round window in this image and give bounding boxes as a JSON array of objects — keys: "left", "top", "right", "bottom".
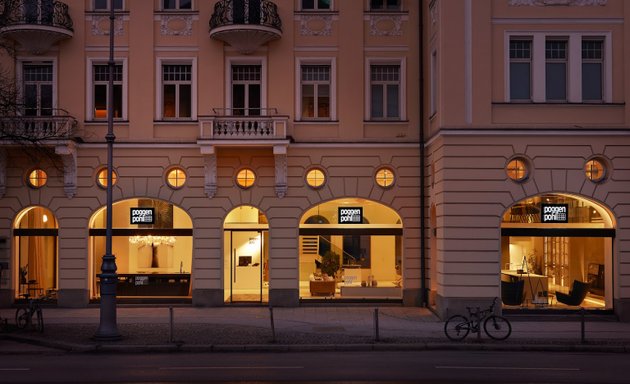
[
  {"left": 506, "top": 158, "right": 529, "bottom": 182},
  {"left": 306, "top": 168, "right": 326, "bottom": 188},
  {"left": 27, "top": 169, "right": 47, "bottom": 188},
  {"left": 166, "top": 167, "right": 187, "bottom": 189},
  {"left": 236, "top": 168, "right": 256, "bottom": 189},
  {"left": 585, "top": 159, "right": 606, "bottom": 183},
  {"left": 96, "top": 168, "right": 118, "bottom": 188},
  {"left": 375, "top": 167, "right": 395, "bottom": 188}
]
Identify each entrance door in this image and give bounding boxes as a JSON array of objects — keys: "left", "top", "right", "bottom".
[
  {"left": 224, "top": 230, "right": 268, "bottom": 303},
  {"left": 23, "top": 62, "right": 53, "bottom": 117}
]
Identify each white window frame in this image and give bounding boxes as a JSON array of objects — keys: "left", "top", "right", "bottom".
[
  {"left": 300, "top": 0, "right": 333, "bottom": 11},
  {"left": 295, "top": 57, "right": 336, "bottom": 121},
  {"left": 505, "top": 31, "right": 612, "bottom": 103},
  {"left": 365, "top": 57, "right": 406, "bottom": 121},
  {"left": 16, "top": 57, "right": 57, "bottom": 116},
  {"left": 581, "top": 38, "right": 605, "bottom": 102},
  {"left": 93, "top": 0, "right": 124, "bottom": 11},
  {"left": 86, "top": 58, "right": 128, "bottom": 121},
  {"left": 430, "top": 49, "right": 437, "bottom": 116},
  {"left": 225, "top": 57, "right": 267, "bottom": 115},
  {"left": 160, "top": 0, "right": 193, "bottom": 11},
  {"left": 155, "top": 57, "right": 197, "bottom": 120}
]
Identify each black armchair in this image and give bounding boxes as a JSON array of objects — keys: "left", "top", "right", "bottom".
[
  {"left": 555, "top": 280, "right": 590, "bottom": 306},
  {"left": 501, "top": 279, "right": 525, "bottom": 306}
]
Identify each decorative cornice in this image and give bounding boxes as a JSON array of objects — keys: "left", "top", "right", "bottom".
[
  {"left": 430, "top": 0, "right": 439, "bottom": 25},
  {"left": 55, "top": 142, "right": 77, "bottom": 199},
  {"left": 369, "top": 15, "right": 403, "bottom": 37},
  {"left": 509, "top": 0, "right": 607, "bottom": 6},
  {"left": 299, "top": 15, "right": 333, "bottom": 36},
  {"left": 274, "top": 145, "right": 287, "bottom": 199},
  {"left": 91, "top": 16, "right": 124, "bottom": 36},
  {"left": 160, "top": 15, "right": 193, "bottom": 36},
  {"left": 201, "top": 147, "right": 217, "bottom": 199}
]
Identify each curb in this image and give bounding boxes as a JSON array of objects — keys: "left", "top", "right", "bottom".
[{"left": 2, "top": 334, "right": 629, "bottom": 354}]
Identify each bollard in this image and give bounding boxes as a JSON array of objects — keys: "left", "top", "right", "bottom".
[
  {"left": 374, "top": 308, "right": 380, "bottom": 342},
  {"left": 269, "top": 306, "right": 276, "bottom": 343},
  {"left": 580, "top": 307, "right": 586, "bottom": 344},
  {"left": 169, "top": 306, "right": 174, "bottom": 343}
]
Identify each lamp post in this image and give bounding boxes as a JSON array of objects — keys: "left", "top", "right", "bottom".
[{"left": 94, "top": 2, "right": 120, "bottom": 340}]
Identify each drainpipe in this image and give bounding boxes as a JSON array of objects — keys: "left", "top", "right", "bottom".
[{"left": 419, "top": 0, "right": 427, "bottom": 307}]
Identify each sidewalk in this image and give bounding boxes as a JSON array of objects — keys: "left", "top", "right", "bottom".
[{"left": 1, "top": 306, "right": 629, "bottom": 354}]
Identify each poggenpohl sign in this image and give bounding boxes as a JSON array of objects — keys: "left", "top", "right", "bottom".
[
  {"left": 130, "top": 208, "right": 155, "bottom": 225},
  {"left": 338, "top": 207, "right": 362, "bottom": 224},
  {"left": 541, "top": 204, "right": 568, "bottom": 223}
]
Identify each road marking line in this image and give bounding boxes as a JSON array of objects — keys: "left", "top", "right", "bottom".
[
  {"left": 436, "top": 366, "right": 579, "bottom": 371},
  {"left": 160, "top": 366, "right": 304, "bottom": 371},
  {"left": 0, "top": 368, "right": 30, "bottom": 371}
]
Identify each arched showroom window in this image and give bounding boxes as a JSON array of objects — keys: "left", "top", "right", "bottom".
[
  {"left": 298, "top": 198, "right": 403, "bottom": 300},
  {"left": 89, "top": 199, "right": 193, "bottom": 298},
  {"left": 501, "top": 194, "right": 614, "bottom": 310}
]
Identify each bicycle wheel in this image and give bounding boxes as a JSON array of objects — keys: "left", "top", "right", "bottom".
[
  {"left": 34, "top": 309, "right": 44, "bottom": 333},
  {"left": 483, "top": 315, "right": 511, "bottom": 340},
  {"left": 15, "top": 308, "right": 29, "bottom": 329},
  {"left": 444, "top": 315, "right": 470, "bottom": 341}
]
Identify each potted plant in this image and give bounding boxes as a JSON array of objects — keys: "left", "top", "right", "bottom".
[{"left": 320, "top": 250, "right": 340, "bottom": 279}]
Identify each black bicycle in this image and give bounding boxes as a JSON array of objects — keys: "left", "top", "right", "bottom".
[
  {"left": 444, "top": 297, "right": 511, "bottom": 341},
  {"left": 15, "top": 293, "right": 44, "bottom": 332}
]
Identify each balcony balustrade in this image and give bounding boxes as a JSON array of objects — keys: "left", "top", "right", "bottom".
[
  {"left": 0, "top": 0, "right": 73, "bottom": 54},
  {"left": 209, "top": 0, "right": 282, "bottom": 54},
  {"left": 0, "top": 109, "right": 77, "bottom": 142},
  {"left": 199, "top": 109, "right": 288, "bottom": 140}
]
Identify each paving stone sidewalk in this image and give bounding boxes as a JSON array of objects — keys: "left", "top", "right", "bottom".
[{"left": 1, "top": 306, "right": 629, "bottom": 353}]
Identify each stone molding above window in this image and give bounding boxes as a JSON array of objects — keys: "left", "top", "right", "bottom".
[
  {"left": 369, "top": 15, "right": 402, "bottom": 36},
  {"left": 90, "top": 15, "right": 125, "bottom": 36},
  {"left": 160, "top": 15, "right": 194, "bottom": 36},
  {"left": 299, "top": 15, "right": 333, "bottom": 36},
  {"left": 509, "top": 0, "right": 606, "bottom": 6}
]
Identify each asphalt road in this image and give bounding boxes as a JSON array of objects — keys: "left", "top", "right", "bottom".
[{"left": 0, "top": 350, "right": 625, "bottom": 383}]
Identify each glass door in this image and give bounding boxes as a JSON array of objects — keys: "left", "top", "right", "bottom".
[{"left": 224, "top": 230, "right": 267, "bottom": 303}]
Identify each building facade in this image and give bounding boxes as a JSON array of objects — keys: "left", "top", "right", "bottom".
[
  {"left": 425, "top": 0, "right": 630, "bottom": 320},
  {"left": 0, "top": 0, "right": 422, "bottom": 308}
]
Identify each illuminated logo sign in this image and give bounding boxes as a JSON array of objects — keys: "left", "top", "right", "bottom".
[
  {"left": 130, "top": 208, "right": 155, "bottom": 225},
  {"left": 338, "top": 207, "right": 363, "bottom": 224},
  {"left": 541, "top": 204, "right": 568, "bottom": 223}
]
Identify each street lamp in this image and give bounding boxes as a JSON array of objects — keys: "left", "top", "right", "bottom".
[{"left": 93, "top": 2, "right": 120, "bottom": 341}]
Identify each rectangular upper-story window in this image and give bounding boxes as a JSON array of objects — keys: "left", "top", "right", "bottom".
[
  {"left": 92, "top": 64, "right": 123, "bottom": 120},
  {"left": 370, "top": 64, "right": 401, "bottom": 119},
  {"left": 301, "top": 65, "right": 330, "bottom": 119},
  {"left": 509, "top": 39, "right": 531, "bottom": 101},
  {"left": 369, "top": 0, "right": 401, "bottom": 11},
  {"left": 545, "top": 39, "right": 567, "bottom": 101},
  {"left": 22, "top": 61, "right": 54, "bottom": 116},
  {"left": 162, "top": 0, "right": 192, "bottom": 10},
  {"left": 162, "top": 64, "right": 192, "bottom": 119},
  {"left": 301, "top": 0, "right": 331, "bottom": 11},
  {"left": 94, "top": 0, "right": 123, "bottom": 11},
  {"left": 506, "top": 32, "right": 611, "bottom": 103},
  {"left": 582, "top": 39, "right": 603, "bottom": 102}
]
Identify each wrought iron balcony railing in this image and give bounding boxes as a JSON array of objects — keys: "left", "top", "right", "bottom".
[
  {"left": 0, "top": 109, "right": 77, "bottom": 141},
  {"left": 209, "top": 0, "right": 282, "bottom": 54},
  {"left": 0, "top": 0, "right": 73, "bottom": 31},
  {"left": 199, "top": 108, "right": 288, "bottom": 140},
  {"left": 210, "top": 0, "right": 282, "bottom": 31}
]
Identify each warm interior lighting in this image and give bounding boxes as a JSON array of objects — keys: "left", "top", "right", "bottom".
[
  {"left": 42, "top": 214, "right": 48, "bottom": 223},
  {"left": 129, "top": 235, "right": 177, "bottom": 247}
]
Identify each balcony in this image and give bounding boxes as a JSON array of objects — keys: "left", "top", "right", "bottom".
[
  {"left": 209, "top": 0, "right": 282, "bottom": 54},
  {"left": 0, "top": 109, "right": 77, "bottom": 142},
  {"left": 199, "top": 109, "right": 288, "bottom": 140},
  {"left": 0, "top": 0, "right": 73, "bottom": 55}
]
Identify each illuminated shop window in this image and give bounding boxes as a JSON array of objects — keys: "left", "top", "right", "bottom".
[
  {"left": 375, "top": 167, "right": 395, "bottom": 188},
  {"left": 506, "top": 158, "right": 528, "bottom": 182},
  {"left": 27, "top": 169, "right": 47, "bottom": 188},
  {"left": 306, "top": 168, "right": 326, "bottom": 188},
  {"left": 96, "top": 168, "right": 118, "bottom": 188},
  {"left": 585, "top": 159, "right": 606, "bottom": 183},
  {"left": 236, "top": 168, "right": 256, "bottom": 189},
  {"left": 166, "top": 167, "right": 187, "bottom": 189}
]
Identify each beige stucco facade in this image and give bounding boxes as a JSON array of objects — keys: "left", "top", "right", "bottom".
[
  {"left": 426, "top": 0, "right": 630, "bottom": 320},
  {"left": 0, "top": 1, "right": 422, "bottom": 307}
]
